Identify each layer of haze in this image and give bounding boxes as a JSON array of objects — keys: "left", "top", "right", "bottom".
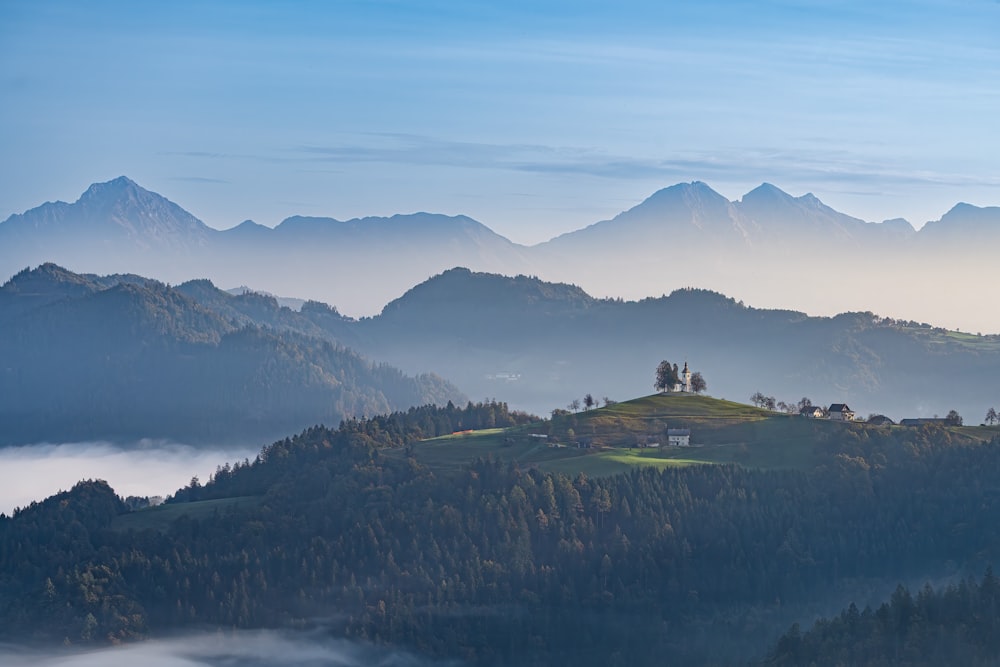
[
  {"left": 2, "top": 1, "right": 999, "bottom": 243},
  {"left": 0, "top": 443, "right": 260, "bottom": 515},
  {"left": 0, "top": 629, "right": 448, "bottom": 666}
]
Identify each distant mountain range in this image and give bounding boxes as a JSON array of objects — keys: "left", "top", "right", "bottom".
[
  {"left": 3, "top": 264, "right": 995, "bottom": 445},
  {"left": 0, "top": 264, "right": 462, "bottom": 445},
  {"left": 1, "top": 177, "right": 997, "bottom": 332}
]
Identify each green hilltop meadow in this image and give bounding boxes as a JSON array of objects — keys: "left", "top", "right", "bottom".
[
  {"left": 115, "top": 392, "right": 1000, "bottom": 535},
  {"left": 397, "top": 393, "right": 997, "bottom": 477}
]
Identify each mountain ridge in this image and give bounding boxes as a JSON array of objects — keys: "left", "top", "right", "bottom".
[
  {"left": 3, "top": 262, "right": 999, "bottom": 443},
  {"left": 0, "top": 264, "right": 464, "bottom": 445},
  {"left": 2, "top": 177, "right": 998, "bottom": 331},
  {"left": 8, "top": 176, "right": 990, "bottom": 246}
]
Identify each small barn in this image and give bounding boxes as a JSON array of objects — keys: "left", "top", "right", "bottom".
[{"left": 867, "top": 414, "right": 895, "bottom": 426}]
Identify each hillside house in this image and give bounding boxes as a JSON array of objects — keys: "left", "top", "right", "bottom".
[
  {"left": 799, "top": 406, "right": 825, "bottom": 419},
  {"left": 828, "top": 404, "right": 855, "bottom": 421},
  {"left": 667, "top": 428, "right": 691, "bottom": 447}
]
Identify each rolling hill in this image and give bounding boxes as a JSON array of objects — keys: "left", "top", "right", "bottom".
[
  {"left": 402, "top": 393, "right": 999, "bottom": 478},
  {"left": 4, "top": 398, "right": 1000, "bottom": 665},
  {"left": 4, "top": 264, "right": 998, "bottom": 445},
  {"left": 0, "top": 264, "right": 462, "bottom": 445},
  {"left": 342, "top": 269, "right": 1000, "bottom": 425}
]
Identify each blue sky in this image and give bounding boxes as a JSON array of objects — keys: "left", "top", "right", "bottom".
[{"left": 2, "top": 0, "right": 999, "bottom": 243}]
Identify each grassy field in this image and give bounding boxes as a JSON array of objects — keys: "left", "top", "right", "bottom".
[
  {"left": 403, "top": 393, "right": 1000, "bottom": 478},
  {"left": 112, "top": 495, "right": 262, "bottom": 532},
  {"left": 916, "top": 327, "right": 1000, "bottom": 351},
  {"left": 403, "top": 394, "right": 839, "bottom": 477},
  {"left": 954, "top": 425, "right": 1000, "bottom": 440}
]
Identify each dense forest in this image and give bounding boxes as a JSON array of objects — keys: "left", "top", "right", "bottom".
[
  {"left": 3, "top": 401, "right": 1000, "bottom": 665},
  {"left": 768, "top": 571, "right": 1000, "bottom": 666}
]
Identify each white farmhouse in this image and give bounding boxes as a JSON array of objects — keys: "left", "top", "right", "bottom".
[
  {"left": 828, "top": 404, "right": 855, "bottom": 421},
  {"left": 667, "top": 428, "right": 691, "bottom": 447}
]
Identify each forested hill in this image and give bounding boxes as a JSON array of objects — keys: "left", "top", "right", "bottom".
[
  {"left": 3, "top": 402, "right": 1000, "bottom": 665},
  {"left": 0, "top": 264, "right": 462, "bottom": 445},
  {"left": 6, "top": 263, "right": 1000, "bottom": 443},
  {"left": 347, "top": 268, "right": 1000, "bottom": 423}
]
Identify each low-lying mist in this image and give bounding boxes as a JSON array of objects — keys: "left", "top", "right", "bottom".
[
  {"left": 0, "top": 628, "right": 454, "bottom": 666},
  {"left": 0, "top": 442, "right": 261, "bottom": 514}
]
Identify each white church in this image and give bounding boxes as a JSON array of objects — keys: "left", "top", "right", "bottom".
[{"left": 674, "top": 362, "right": 693, "bottom": 393}]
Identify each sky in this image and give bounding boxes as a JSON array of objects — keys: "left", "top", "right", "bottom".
[{"left": 2, "top": 0, "right": 999, "bottom": 244}]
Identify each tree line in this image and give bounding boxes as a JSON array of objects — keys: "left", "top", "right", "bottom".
[{"left": 767, "top": 569, "right": 1000, "bottom": 666}]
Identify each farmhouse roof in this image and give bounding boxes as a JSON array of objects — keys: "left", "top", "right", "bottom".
[{"left": 867, "top": 414, "right": 895, "bottom": 425}]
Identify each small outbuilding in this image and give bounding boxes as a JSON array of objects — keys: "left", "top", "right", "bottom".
[{"left": 867, "top": 414, "right": 895, "bottom": 426}]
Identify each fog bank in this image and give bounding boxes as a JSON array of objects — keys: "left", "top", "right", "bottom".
[
  {"left": 0, "top": 442, "right": 260, "bottom": 515},
  {"left": 0, "top": 628, "right": 455, "bottom": 666}
]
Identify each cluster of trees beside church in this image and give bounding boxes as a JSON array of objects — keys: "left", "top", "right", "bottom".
[
  {"left": 654, "top": 360, "right": 706, "bottom": 393},
  {"left": 2, "top": 404, "right": 1000, "bottom": 664}
]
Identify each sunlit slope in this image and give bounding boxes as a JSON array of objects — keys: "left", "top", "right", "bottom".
[{"left": 406, "top": 393, "right": 998, "bottom": 476}]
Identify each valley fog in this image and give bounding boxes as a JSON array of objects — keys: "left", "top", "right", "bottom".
[
  {"left": 0, "top": 628, "right": 454, "bottom": 666},
  {"left": 0, "top": 442, "right": 260, "bottom": 514}
]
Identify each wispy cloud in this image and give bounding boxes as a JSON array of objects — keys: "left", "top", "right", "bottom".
[{"left": 292, "top": 134, "right": 1000, "bottom": 194}]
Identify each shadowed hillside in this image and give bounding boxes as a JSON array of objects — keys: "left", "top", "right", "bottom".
[{"left": 0, "top": 265, "right": 462, "bottom": 445}]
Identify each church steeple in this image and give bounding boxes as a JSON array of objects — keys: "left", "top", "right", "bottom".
[{"left": 682, "top": 361, "right": 692, "bottom": 393}]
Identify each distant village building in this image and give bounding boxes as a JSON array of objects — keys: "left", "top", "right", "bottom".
[
  {"left": 799, "top": 406, "right": 825, "bottom": 419},
  {"left": 828, "top": 404, "right": 855, "bottom": 421},
  {"left": 667, "top": 428, "right": 691, "bottom": 447}
]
